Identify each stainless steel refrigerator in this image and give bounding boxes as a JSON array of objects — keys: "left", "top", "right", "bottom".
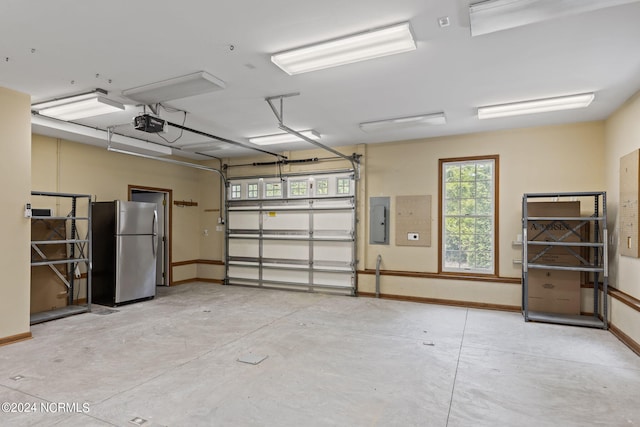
[{"left": 91, "top": 200, "right": 158, "bottom": 306}]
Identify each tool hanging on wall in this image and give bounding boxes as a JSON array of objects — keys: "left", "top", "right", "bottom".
[{"left": 174, "top": 200, "right": 198, "bottom": 207}]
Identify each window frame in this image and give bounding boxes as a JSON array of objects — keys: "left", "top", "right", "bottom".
[
  {"left": 230, "top": 183, "right": 242, "bottom": 200},
  {"left": 247, "top": 182, "right": 259, "bottom": 199},
  {"left": 337, "top": 177, "right": 351, "bottom": 195},
  {"left": 438, "top": 155, "right": 499, "bottom": 277},
  {"left": 289, "top": 179, "right": 309, "bottom": 197},
  {"left": 264, "top": 182, "right": 283, "bottom": 198},
  {"left": 315, "top": 178, "right": 329, "bottom": 196}
]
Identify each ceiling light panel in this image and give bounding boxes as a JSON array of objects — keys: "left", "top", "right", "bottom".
[
  {"left": 31, "top": 90, "right": 125, "bottom": 120},
  {"left": 179, "top": 142, "right": 224, "bottom": 152},
  {"left": 359, "top": 113, "right": 446, "bottom": 132},
  {"left": 470, "top": 0, "right": 640, "bottom": 36},
  {"left": 249, "top": 130, "right": 320, "bottom": 145},
  {"left": 122, "top": 71, "right": 226, "bottom": 104},
  {"left": 271, "top": 22, "right": 416, "bottom": 75},
  {"left": 477, "top": 93, "right": 595, "bottom": 119}
]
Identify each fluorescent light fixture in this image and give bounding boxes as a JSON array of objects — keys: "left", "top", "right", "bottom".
[
  {"left": 477, "top": 93, "right": 595, "bottom": 119},
  {"left": 470, "top": 0, "right": 639, "bottom": 37},
  {"left": 122, "top": 71, "right": 226, "bottom": 104},
  {"left": 249, "top": 130, "right": 320, "bottom": 145},
  {"left": 31, "top": 114, "right": 172, "bottom": 156},
  {"left": 178, "top": 142, "right": 224, "bottom": 152},
  {"left": 271, "top": 22, "right": 416, "bottom": 75},
  {"left": 359, "top": 113, "right": 446, "bottom": 132},
  {"left": 31, "top": 89, "right": 125, "bottom": 120}
]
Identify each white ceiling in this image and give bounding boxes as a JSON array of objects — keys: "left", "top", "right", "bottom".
[{"left": 2, "top": 0, "right": 640, "bottom": 160}]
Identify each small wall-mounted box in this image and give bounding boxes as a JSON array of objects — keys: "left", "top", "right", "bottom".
[{"left": 407, "top": 233, "right": 419, "bottom": 241}]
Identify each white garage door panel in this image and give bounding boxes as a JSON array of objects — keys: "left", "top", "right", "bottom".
[
  {"left": 263, "top": 211, "right": 309, "bottom": 230},
  {"left": 313, "top": 211, "right": 352, "bottom": 231},
  {"left": 228, "top": 211, "right": 259, "bottom": 229},
  {"left": 263, "top": 240, "right": 309, "bottom": 260},
  {"left": 228, "top": 265, "right": 259, "bottom": 280},
  {"left": 226, "top": 173, "right": 356, "bottom": 295},
  {"left": 263, "top": 268, "right": 308, "bottom": 284},
  {"left": 313, "top": 241, "right": 353, "bottom": 263},
  {"left": 313, "top": 271, "right": 353, "bottom": 287},
  {"left": 228, "top": 239, "right": 259, "bottom": 258}
]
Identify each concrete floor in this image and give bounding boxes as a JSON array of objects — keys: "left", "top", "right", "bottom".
[{"left": 1, "top": 283, "right": 639, "bottom": 426}]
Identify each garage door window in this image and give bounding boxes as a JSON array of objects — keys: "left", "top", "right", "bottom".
[{"left": 265, "top": 182, "right": 283, "bottom": 198}]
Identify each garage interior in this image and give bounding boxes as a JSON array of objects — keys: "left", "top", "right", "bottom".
[{"left": 2, "top": 0, "right": 640, "bottom": 425}]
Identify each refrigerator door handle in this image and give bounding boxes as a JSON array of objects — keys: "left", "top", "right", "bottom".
[{"left": 152, "top": 210, "right": 158, "bottom": 258}]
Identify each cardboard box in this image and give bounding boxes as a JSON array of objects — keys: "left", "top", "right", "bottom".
[
  {"left": 31, "top": 265, "right": 69, "bottom": 313},
  {"left": 31, "top": 219, "right": 68, "bottom": 314},
  {"left": 527, "top": 269, "right": 580, "bottom": 315},
  {"left": 526, "top": 201, "right": 584, "bottom": 266}
]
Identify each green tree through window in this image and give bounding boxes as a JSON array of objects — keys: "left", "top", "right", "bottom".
[{"left": 440, "top": 156, "right": 497, "bottom": 274}]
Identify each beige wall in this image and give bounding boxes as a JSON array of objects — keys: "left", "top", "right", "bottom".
[
  {"left": 26, "top": 110, "right": 637, "bottom": 348},
  {"left": 359, "top": 122, "right": 605, "bottom": 304},
  {"left": 220, "top": 123, "right": 605, "bottom": 306},
  {"left": 0, "top": 87, "right": 32, "bottom": 342},
  {"left": 31, "top": 135, "right": 221, "bottom": 285},
  {"left": 198, "top": 166, "right": 225, "bottom": 263},
  {"left": 363, "top": 122, "right": 605, "bottom": 276},
  {"left": 604, "top": 90, "right": 640, "bottom": 346}
]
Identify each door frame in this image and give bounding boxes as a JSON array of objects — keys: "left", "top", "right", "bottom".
[{"left": 128, "top": 185, "right": 173, "bottom": 286}]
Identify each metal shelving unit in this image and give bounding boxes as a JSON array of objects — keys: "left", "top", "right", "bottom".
[
  {"left": 226, "top": 193, "right": 356, "bottom": 295},
  {"left": 522, "top": 191, "right": 608, "bottom": 329},
  {"left": 30, "top": 191, "right": 92, "bottom": 324}
]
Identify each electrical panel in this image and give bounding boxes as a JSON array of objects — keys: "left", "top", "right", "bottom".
[{"left": 369, "top": 197, "right": 389, "bottom": 245}]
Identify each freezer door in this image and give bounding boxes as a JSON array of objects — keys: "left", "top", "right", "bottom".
[
  {"left": 117, "top": 201, "right": 157, "bottom": 235},
  {"left": 115, "top": 235, "right": 157, "bottom": 303}
]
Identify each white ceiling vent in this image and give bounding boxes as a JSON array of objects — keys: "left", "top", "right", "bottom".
[{"left": 122, "top": 71, "right": 226, "bottom": 104}]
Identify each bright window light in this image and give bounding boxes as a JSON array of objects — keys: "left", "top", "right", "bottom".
[
  {"left": 271, "top": 22, "right": 416, "bottom": 75},
  {"left": 477, "top": 93, "right": 595, "bottom": 120}
]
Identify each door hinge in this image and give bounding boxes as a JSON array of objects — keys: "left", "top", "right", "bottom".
[{"left": 162, "top": 199, "right": 166, "bottom": 206}]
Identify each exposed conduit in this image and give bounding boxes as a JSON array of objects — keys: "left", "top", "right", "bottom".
[{"left": 375, "top": 254, "right": 382, "bottom": 298}]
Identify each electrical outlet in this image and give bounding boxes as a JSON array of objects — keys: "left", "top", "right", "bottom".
[{"left": 408, "top": 233, "right": 419, "bottom": 241}]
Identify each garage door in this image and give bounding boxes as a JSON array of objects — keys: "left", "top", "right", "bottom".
[{"left": 226, "top": 172, "right": 356, "bottom": 295}]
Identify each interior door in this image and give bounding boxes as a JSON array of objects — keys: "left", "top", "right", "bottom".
[{"left": 131, "top": 191, "right": 167, "bottom": 286}]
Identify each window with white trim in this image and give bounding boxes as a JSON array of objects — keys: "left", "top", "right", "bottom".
[
  {"left": 290, "top": 180, "right": 308, "bottom": 197},
  {"left": 265, "top": 182, "right": 282, "bottom": 198},
  {"left": 230, "top": 184, "right": 241, "bottom": 199},
  {"left": 248, "top": 183, "right": 258, "bottom": 199},
  {"left": 316, "top": 178, "right": 329, "bottom": 195},
  {"left": 337, "top": 178, "right": 351, "bottom": 195},
  {"left": 440, "top": 156, "right": 497, "bottom": 275}
]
